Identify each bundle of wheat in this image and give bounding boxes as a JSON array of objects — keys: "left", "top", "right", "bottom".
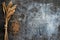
[{"left": 2, "top": 1, "right": 17, "bottom": 40}]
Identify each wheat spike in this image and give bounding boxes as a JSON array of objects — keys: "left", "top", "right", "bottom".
[
  {"left": 11, "top": 5, "right": 17, "bottom": 10},
  {"left": 7, "top": 10, "right": 15, "bottom": 18},
  {"left": 7, "top": 5, "right": 17, "bottom": 18},
  {"left": 2, "top": 2, "right": 6, "bottom": 14},
  {"left": 7, "top": 1, "right": 13, "bottom": 9}
]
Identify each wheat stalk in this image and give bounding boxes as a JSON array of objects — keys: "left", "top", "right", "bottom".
[{"left": 2, "top": 1, "right": 17, "bottom": 40}]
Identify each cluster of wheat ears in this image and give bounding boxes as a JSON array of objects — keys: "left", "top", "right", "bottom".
[{"left": 2, "top": 1, "right": 19, "bottom": 40}]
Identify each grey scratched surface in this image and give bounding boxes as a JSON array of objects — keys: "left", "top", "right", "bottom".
[{"left": 0, "top": 0, "right": 60, "bottom": 40}]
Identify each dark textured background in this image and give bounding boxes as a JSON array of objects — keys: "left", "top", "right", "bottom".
[{"left": 0, "top": 0, "right": 60, "bottom": 40}]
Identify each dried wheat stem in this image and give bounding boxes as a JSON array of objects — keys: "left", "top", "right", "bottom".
[{"left": 4, "top": 18, "right": 8, "bottom": 40}]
